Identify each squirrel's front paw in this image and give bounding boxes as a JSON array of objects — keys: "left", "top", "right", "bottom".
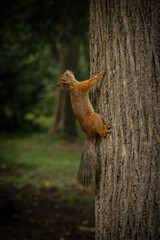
[{"left": 99, "top": 70, "right": 105, "bottom": 76}]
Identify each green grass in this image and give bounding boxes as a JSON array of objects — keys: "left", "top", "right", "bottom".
[{"left": 0, "top": 133, "right": 82, "bottom": 188}]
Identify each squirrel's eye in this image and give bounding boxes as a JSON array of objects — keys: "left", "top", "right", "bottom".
[{"left": 65, "top": 73, "right": 68, "bottom": 77}]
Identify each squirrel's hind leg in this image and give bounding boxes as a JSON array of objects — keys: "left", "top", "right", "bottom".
[
  {"left": 98, "top": 123, "right": 111, "bottom": 137},
  {"left": 87, "top": 113, "right": 111, "bottom": 137}
]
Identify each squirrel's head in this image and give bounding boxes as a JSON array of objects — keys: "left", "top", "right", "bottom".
[{"left": 56, "top": 70, "right": 75, "bottom": 91}]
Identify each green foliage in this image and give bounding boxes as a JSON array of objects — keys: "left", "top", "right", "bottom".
[
  {"left": 0, "top": 0, "right": 89, "bottom": 132},
  {"left": 24, "top": 114, "right": 53, "bottom": 128},
  {"left": 0, "top": 42, "right": 58, "bottom": 131}
]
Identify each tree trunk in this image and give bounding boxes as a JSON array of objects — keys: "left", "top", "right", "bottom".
[
  {"left": 89, "top": 0, "right": 160, "bottom": 239},
  {"left": 50, "top": 39, "right": 79, "bottom": 139}
]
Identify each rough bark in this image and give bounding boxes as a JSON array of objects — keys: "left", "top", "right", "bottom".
[
  {"left": 89, "top": 0, "right": 160, "bottom": 239},
  {"left": 50, "top": 39, "right": 79, "bottom": 138}
]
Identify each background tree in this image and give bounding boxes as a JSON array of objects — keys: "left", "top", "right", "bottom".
[
  {"left": 89, "top": 0, "right": 160, "bottom": 239},
  {"left": 51, "top": 39, "right": 79, "bottom": 138},
  {"left": 49, "top": 1, "right": 89, "bottom": 138}
]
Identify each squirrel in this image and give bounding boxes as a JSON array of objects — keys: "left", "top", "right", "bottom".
[{"left": 56, "top": 70, "right": 111, "bottom": 187}]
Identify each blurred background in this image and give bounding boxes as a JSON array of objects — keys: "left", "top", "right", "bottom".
[{"left": 0, "top": 0, "right": 95, "bottom": 239}]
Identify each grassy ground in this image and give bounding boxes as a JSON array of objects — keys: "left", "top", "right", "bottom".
[
  {"left": 0, "top": 133, "right": 95, "bottom": 240},
  {"left": 0, "top": 133, "right": 83, "bottom": 188}
]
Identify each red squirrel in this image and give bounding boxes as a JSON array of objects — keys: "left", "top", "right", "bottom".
[{"left": 56, "top": 70, "right": 111, "bottom": 187}]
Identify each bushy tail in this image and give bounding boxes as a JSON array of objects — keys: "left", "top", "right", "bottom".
[{"left": 78, "top": 138, "right": 97, "bottom": 187}]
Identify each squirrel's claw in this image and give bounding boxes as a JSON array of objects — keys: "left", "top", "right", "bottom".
[{"left": 106, "top": 123, "right": 111, "bottom": 129}]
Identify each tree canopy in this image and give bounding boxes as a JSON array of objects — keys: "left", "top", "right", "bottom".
[{"left": 0, "top": 0, "right": 89, "bottom": 131}]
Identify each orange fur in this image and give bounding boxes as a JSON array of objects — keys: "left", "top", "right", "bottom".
[{"left": 56, "top": 70, "right": 111, "bottom": 139}]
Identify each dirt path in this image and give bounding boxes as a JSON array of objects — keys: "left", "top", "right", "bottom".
[{"left": 0, "top": 185, "right": 95, "bottom": 240}]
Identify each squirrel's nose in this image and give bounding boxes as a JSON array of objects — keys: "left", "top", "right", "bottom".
[{"left": 56, "top": 82, "right": 60, "bottom": 87}]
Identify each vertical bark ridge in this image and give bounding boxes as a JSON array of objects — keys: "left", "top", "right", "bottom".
[{"left": 90, "top": 0, "right": 160, "bottom": 239}]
